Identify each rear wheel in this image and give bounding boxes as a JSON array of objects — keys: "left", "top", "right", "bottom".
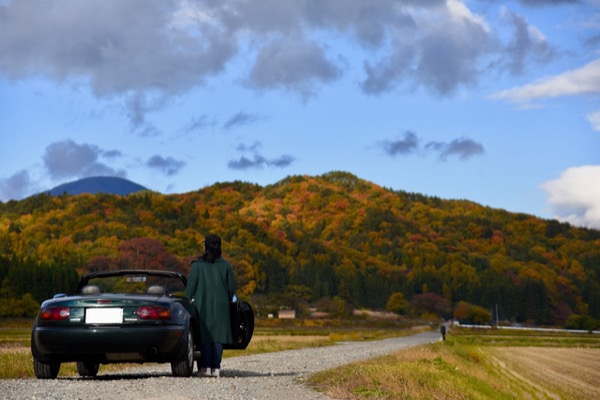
[
  {"left": 33, "top": 357, "right": 60, "bottom": 379},
  {"left": 76, "top": 361, "right": 100, "bottom": 377},
  {"left": 171, "top": 329, "right": 194, "bottom": 377}
]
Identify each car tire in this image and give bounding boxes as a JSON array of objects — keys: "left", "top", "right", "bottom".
[
  {"left": 33, "top": 357, "right": 60, "bottom": 379},
  {"left": 171, "top": 328, "right": 194, "bottom": 377},
  {"left": 76, "top": 361, "right": 100, "bottom": 377}
]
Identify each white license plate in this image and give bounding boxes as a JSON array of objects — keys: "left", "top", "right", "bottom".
[{"left": 85, "top": 308, "right": 123, "bottom": 324}]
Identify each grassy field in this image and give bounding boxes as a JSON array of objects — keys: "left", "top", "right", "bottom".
[
  {"left": 0, "top": 319, "right": 34, "bottom": 379},
  {"left": 308, "top": 327, "right": 600, "bottom": 400}
]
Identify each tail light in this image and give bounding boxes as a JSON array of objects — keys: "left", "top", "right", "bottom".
[
  {"left": 137, "top": 305, "right": 171, "bottom": 320},
  {"left": 40, "top": 306, "right": 70, "bottom": 321}
]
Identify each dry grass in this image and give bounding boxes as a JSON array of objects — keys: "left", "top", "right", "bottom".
[
  {"left": 0, "top": 352, "right": 34, "bottom": 379},
  {"left": 310, "top": 343, "right": 512, "bottom": 400},
  {"left": 232, "top": 334, "right": 333, "bottom": 356},
  {"left": 490, "top": 347, "right": 600, "bottom": 400}
]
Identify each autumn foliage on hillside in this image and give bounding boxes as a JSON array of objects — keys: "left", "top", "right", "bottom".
[{"left": 1, "top": 172, "right": 599, "bottom": 328}]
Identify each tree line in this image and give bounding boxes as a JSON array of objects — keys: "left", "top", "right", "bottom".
[{"left": 0, "top": 254, "right": 78, "bottom": 317}]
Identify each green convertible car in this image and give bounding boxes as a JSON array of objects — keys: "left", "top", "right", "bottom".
[{"left": 31, "top": 269, "right": 254, "bottom": 379}]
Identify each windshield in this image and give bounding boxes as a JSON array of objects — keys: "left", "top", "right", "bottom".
[{"left": 84, "top": 273, "right": 186, "bottom": 297}]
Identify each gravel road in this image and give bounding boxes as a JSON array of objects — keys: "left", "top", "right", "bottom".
[{"left": 1, "top": 331, "right": 439, "bottom": 400}]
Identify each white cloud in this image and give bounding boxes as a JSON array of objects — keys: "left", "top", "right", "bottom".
[
  {"left": 447, "top": 0, "right": 490, "bottom": 31},
  {"left": 587, "top": 109, "right": 600, "bottom": 131},
  {"left": 492, "top": 58, "right": 600, "bottom": 103},
  {"left": 541, "top": 165, "right": 600, "bottom": 229}
]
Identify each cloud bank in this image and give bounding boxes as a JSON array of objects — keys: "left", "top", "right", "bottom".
[
  {"left": 0, "top": 0, "right": 555, "bottom": 127},
  {"left": 542, "top": 165, "right": 600, "bottom": 229}
]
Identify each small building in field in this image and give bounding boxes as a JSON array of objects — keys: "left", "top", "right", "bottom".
[{"left": 278, "top": 309, "right": 296, "bottom": 319}]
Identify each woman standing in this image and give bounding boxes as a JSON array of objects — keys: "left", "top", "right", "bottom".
[{"left": 185, "top": 234, "right": 236, "bottom": 377}]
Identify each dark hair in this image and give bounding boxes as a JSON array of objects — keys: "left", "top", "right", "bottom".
[{"left": 201, "top": 234, "right": 222, "bottom": 263}]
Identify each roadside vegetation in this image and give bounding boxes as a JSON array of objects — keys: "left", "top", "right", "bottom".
[{"left": 308, "top": 327, "right": 600, "bottom": 399}]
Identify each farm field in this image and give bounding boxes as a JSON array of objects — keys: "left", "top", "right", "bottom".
[
  {"left": 490, "top": 346, "right": 600, "bottom": 399},
  {"left": 308, "top": 327, "right": 600, "bottom": 400},
  {"left": 454, "top": 327, "right": 600, "bottom": 399}
]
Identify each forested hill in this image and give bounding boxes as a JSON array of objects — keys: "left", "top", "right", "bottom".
[{"left": 1, "top": 171, "right": 599, "bottom": 327}]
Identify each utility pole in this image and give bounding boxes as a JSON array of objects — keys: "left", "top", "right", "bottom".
[{"left": 496, "top": 304, "right": 499, "bottom": 327}]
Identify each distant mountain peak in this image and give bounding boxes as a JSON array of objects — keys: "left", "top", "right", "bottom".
[{"left": 48, "top": 176, "right": 149, "bottom": 196}]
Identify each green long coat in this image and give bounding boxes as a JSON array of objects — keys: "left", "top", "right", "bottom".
[{"left": 185, "top": 257, "right": 236, "bottom": 344}]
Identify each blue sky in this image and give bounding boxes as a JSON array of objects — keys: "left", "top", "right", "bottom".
[{"left": 1, "top": 0, "right": 599, "bottom": 229}]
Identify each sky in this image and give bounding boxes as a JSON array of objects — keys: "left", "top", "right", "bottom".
[{"left": 1, "top": 0, "right": 599, "bottom": 229}]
